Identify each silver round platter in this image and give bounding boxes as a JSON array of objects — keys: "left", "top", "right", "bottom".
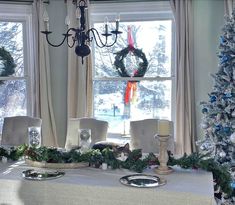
[
  {"left": 120, "top": 174, "right": 166, "bottom": 188},
  {"left": 22, "top": 169, "right": 65, "bottom": 181}
]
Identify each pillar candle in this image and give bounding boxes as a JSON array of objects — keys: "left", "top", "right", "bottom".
[
  {"left": 102, "top": 163, "right": 108, "bottom": 170},
  {"left": 158, "top": 120, "right": 170, "bottom": 136},
  {"left": 2, "top": 156, "right": 7, "bottom": 163}
]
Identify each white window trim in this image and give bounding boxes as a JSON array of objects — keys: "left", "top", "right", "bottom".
[
  {"left": 0, "top": 4, "right": 34, "bottom": 116},
  {"left": 90, "top": 1, "right": 172, "bottom": 21}
]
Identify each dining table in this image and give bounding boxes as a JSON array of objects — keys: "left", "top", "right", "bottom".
[{"left": 0, "top": 160, "right": 215, "bottom": 205}]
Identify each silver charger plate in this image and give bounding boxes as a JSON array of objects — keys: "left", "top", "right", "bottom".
[
  {"left": 120, "top": 174, "right": 166, "bottom": 188},
  {"left": 22, "top": 169, "right": 65, "bottom": 181}
]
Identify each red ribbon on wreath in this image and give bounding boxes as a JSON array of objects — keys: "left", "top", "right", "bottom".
[{"left": 124, "top": 26, "right": 137, "bottom": 105}]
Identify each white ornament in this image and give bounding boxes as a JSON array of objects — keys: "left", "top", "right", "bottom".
[
  {"left": 216, "top": 113, "right": 221, "bottom": 121},
  {"left": 201, "top": 122, "right": 209, "bottom": 129},
  {"left": 219, "top": 150, "right": 226, "bottom": 158},
  {"left": 230, "top": 132, "right": 235, "bottom": 144},
  {"left": 232, "top": 111, "right": 235, "bottom": 117}
]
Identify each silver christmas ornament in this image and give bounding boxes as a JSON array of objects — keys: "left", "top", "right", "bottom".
[
  {"left": 219, "top": 150, "right": 226, "bottom": 158},
  {"left": 201, "top": 122, "right": 209, "bottom": 129},
  {"left": 230, "top": 132, "right": 235, "bottom": 144},
  {"left": 197, "top": 137, "right": 214, "bottom": 154}
]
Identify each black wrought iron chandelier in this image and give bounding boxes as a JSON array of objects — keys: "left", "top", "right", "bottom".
[{"left": 41, "top": 0, "right": 122, "bottom": 64}]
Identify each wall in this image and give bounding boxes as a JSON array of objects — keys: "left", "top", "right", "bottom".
[
  {"left": 46, "top": 0, "right": 225, "bottom": 146},
  {"left": 193, "top": 0, "right": 224, "bottom": 140}
]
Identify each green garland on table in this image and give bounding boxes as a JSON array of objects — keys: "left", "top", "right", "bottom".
[
  {"left": 168, "top": 152, "right": 233, "bottom": 197},
  {"left": 0, "top": 144, "right": 27, "bottom": 161},
  {"left": 0, "top": 145, "right": 233, "bottom": 197},
  {"left": 0, "top": 47, "right": 16, "bottom": 82},
  {"left": 114, "top": 46, "right": 148, "bottom": 77}
]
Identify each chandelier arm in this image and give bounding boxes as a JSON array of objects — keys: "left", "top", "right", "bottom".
[
  {"left": 89, "top": 28, "right": 119, "bottom": 48},
  {"left": 88, "top": 28, "right": 108, "bottom": 48},
  {"left": 67, "top": 36, "right": 76, "bottom": 48},
  {"left": 44, "top": 33, "right": 68, "bottom": 47},
  {"left": 42, "top": 28, "right": 76, "bottom": 48},
  {"left": 103, "top": 34, "right": 118, "bottom": 48}
]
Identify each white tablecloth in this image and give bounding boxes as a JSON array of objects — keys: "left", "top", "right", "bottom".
[{"left": 0, "top": 161, "right": 214, "bottom": 205}]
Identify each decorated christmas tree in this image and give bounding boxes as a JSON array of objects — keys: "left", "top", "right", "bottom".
[
  {"left": 199, "top": 10, "right": 235, "bottom": 204},
  {"left": 200, "top": 11, "right": 235, "bottom": 166}
]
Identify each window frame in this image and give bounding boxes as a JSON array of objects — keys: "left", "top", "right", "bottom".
[
  {"left": 0, "top": 3, "right": 34, "bottom": 117},
  {"left": 90, "top": 1, "right": 176, "bottom": 136}
]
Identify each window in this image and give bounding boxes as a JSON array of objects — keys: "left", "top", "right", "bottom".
[
  {"left": 91, "top": 1, "right": 175, "bottom": 139},
  {"left": 0, "top": 4, "right": 34, "bottom": 131}
]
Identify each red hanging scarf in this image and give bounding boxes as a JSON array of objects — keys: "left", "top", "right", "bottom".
[{"left": 124, "top": 26, "right": 137, "bottom": 105}]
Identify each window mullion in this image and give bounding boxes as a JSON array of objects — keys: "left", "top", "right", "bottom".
[
  {"left": 0, "top": 76, "right": 27, "bottom": 80},
  {"left": 93, "top": 76, "right": 175, "bottom": 81}
]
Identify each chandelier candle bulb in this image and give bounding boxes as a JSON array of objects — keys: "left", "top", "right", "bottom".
[
  {"left": 104, "top": 17, "right": 109, "bottom": 34},
  {"left": 65, "top": 15, "right": 70, "bottom": 27},
  {"left": 46, "top": 22, "right": 49, "bottom": 32},
  {"left": 158, "top": 120, "right": 170, "bottom": 136},
  {"left": 43, "top": 10, "right": 49, "bottom": 31},
  {"left": 115, "top": 20, "right": 119, "bottom": 31},
  {"left": 105, "top": 24, "right": 108, "bottom": 35},
  {"left": 115, "top": 14, "right": 120, "bottom": 31},
  {"left": 76, "top": 7, "right": 81, "bottom": 19}
]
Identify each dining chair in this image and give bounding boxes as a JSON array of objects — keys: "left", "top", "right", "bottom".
[
  {"left": 65, "top": 118, "right": 108, "bottom": 149},
  {"left": 1, "top": 116, "right": 42, "bottom": 146},
  {"left": 130, "top": 119, "right": 175, "bottom": 154}
]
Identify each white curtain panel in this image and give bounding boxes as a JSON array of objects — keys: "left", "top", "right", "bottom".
[
  {"left": 224, "top": 0, "right": 235, "bottom": 16},
  {"left": 32, "top": 0, "right": 58, "bottom": 146},
  {"left": 66, "top": 0, "right": 93, "bottom": 144},
  {"left": 170, "top": 0, "right": 196, "bottom": 155},
  {"left": 67, "top": 0, "right": 87, "bottom": 119},
  {"left": 86, "top": 1, "right": 93, "bottom": 118}
]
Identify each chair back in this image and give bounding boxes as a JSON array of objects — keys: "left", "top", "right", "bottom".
[
  {"left": 1, "top": 116, "right": 42, "bottom": 146},
  {"left": 65, "top": 118, "right": 108, "bottom": 149},
  {"left": 130, "top": 119, "right": 174, "bottom": 154}
]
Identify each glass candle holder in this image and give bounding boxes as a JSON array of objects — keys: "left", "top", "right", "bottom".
[
  {"left": 28, "top": 126, "right": 41, "bottom": 147},
  {"left": 79, "top": 129, "right": 91, "bottom": 152}
]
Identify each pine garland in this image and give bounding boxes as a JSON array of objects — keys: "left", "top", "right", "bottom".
[
  {"left": 0, "top": 145, "right": 233, "bottom": 197},
  {"left": 168, "top": 152, "right": 233, "bottom": 196}
]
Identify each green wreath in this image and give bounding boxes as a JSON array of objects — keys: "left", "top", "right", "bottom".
[
  {"left": 114, "top": 45, "right": 148, "bottom": 77},
  {"left": 0, "top": 47, "right": 16, "bottom": 78}
]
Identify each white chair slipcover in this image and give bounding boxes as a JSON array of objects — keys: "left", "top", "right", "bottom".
[
  {"left": 1, "top": 116, "right": 42, "bottom": 146},
  {"left": 65, "top": 118, "right": 108, "bottom": 149},
  {"left": 130, "top": 119, "right": 175, "bottom": 154}
]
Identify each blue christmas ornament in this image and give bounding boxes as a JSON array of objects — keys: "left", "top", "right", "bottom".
[
  {"left": 223, "top": 126, "right": 231, "bottom": 134},
  {"left": 210, "top": 95, "right": 217, "bottom": 103},
  {"left": 220, "top": 55, "right": 231, "bottom": 64},
  {"left": 222, "top": 95, "right": 229, "bottom": 100},
  {"left": 215, "top": 124, "right": 222, "bottom": 131},
  {"left": 202, "top": 108, "right": 208, "bottom": 114},
  {"left": 220, "top": 36, "right": 226, "bottom": 44},
  {"left": 231, "top": 181, "right": 235, "bottom": 189}
]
